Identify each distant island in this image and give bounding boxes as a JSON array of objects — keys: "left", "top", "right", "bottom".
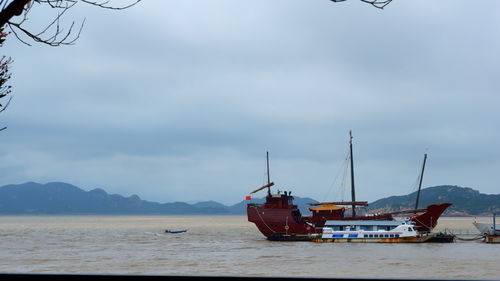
[
  {"left": 368, "top": 185, "right": 500, "bottom": 216},
  {"left": 0, "top": 182, "right": 498, "bottom": 215}
]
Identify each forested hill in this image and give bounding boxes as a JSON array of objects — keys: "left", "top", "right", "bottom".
[{"left": 367, "top": 185, "right": 500, "bottom": 216}]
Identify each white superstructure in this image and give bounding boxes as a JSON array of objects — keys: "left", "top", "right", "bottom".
[{"left": 320, "top": 220, "right": 420, "bottom": 240}]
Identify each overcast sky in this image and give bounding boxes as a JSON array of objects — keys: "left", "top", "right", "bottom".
[{"left": 1, "top": 0, "right": 499, "bottom": 205}]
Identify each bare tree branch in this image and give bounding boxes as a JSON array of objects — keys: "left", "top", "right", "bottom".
[
  {"left": 360, "top": 0, "right": 393, "bottom": 9},
  {"left": 0, "top": 54, "right": 12, "bottom": 131},
  {"left": 1, "top": 0, "right": 141, "bottom": 46},
  {"left": 0, "top": 96, "right": 12, "bottom": 113},
  {"left": 80, "top": 0, "right": 140, "bottom": 10},
  {"left": 330, "top": 0, "right": 394, "bottom": 9},
  {"left": 0, "top": 0, "right": 31, "bottom": 27}
]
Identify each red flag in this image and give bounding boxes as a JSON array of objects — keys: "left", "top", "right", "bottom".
[{"left": 245, "top": 196, "right": 251, "bottom": 200}]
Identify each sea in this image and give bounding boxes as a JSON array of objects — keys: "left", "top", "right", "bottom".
[{"left": 0, "top": 215, "right": 498, "bottom": 279}]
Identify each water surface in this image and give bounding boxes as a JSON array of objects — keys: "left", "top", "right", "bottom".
[{"left": 0, "top": 216, "right": 497, "bottom": 279}]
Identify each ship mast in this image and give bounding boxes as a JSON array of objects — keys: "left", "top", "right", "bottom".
[
  {"left": 266, "top": 151, "right": 271, "bottom": 196},
  {"left": 349, "top": 131, "right": 356, "bottom": 217},
  {"left": 306, "top": 132, "right": 368, "bottom": 209},
  {"left": 248, "top": 151, "right": 274, "bottom": 195},
  {"left": 414, "top": 153, "right": 427, "bottom": 212}
]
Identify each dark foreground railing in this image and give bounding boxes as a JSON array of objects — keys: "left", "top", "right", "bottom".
[{"left": 0, "top": 273, "right": 496, "bottom": 281}]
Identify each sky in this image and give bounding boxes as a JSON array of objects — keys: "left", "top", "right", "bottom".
[{"left": 1, "top": 0, "right": 499, "bottom": 205}]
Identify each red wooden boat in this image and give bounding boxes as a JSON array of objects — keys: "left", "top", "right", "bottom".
[{"left": 247, "top": 133, "right": 451, "bottom": 241}]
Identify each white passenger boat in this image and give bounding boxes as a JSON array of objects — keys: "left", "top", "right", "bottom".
[
  {"left": 473, "top": 222, "right": 500, "bottom": 236},
  {"left": 311, "top": 220, "right": 436, "bottom": 243}
]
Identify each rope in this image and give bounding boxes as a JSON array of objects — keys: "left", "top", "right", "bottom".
[
  {"left": 440, "top": 228, "right": 483, "bottom": 241},
  {"left": 250, "top": 205, "right": 276, "bottom": 234},
  {"left": 454, "top": 235, "right": 484, "bottom": 241},
  {"left": 408, "top": 169, "right": 421, "bottom": 198},
  {"left": 412, "top": 215, "right": 432, "bottom": 231},
  {"left": 323, "top": 150, "right": 350, "bottom": 202},
  {"left": 339, "top": 155, "right": 349, "bottom": 202}
]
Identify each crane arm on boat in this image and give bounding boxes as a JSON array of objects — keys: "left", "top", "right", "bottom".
[{"left": 250, "top": 182, "right": 274, "bottom": 194}]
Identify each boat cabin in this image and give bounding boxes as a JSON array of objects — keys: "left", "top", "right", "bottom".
[
  {"left": 262, "top": 192, "right": 296, "bottom": 209},
  {"left": 324, "top": 220, "right": 402, "bottom": 231}
]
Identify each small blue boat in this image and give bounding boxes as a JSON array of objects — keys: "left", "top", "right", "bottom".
[{"left": 165, "top": 229, "right": 187, "bottom": 234}]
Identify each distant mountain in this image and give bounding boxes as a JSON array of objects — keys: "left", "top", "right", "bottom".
[
  {"left": 367, "top": 185, "right": 500, "bottom": 216},
  {"left": 0, "top": 182, "right": 317, "bottom": 215},
  {"left": 0, "top": 182, "right": 229, "bottom": 215},
  {"left": 0, "top": 182, "right": 497, "bottom": 215}
]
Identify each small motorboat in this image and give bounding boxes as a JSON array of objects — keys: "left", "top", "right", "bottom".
[{"left": 164, "top": 229, "right": 187, "bottom": 234}]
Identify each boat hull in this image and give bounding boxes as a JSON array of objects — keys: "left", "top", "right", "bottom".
[
  {"left": 424, "top": 232, "right": 455, "bottom": 243},
  {"left": 485, "top": 235, "right": 500, "bottom": 243},
  {"left": 411, "top": 203, "right": 452, "bottom": 232},
  {"left": 247, "top": 203, "right": 314, "bottom": 241},
  {"left": 165, "top": 230, "right": 187, "bottom": 234},
  {"left": 473, "top": 222, "right": 500, "bottom": 236}
]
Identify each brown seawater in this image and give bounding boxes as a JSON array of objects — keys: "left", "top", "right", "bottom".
[{"left": 0, "top": 215, "right": 497, "bottom": 279}]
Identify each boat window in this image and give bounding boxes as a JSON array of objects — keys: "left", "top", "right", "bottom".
[
  {"left": 409, "top": 227, "right": 414, "bottom": 231},
  {"left": 389, "top": 234, "right": 394, "bottom": 238},
  {"left": 360, "top": 226, "right": 373, "bottom": 231},
  {"left": 374, "top": 234, "right": 378, "bottom": 238},
  {"left": 395, "top": 234, "right": 400, "bottom": 238}
]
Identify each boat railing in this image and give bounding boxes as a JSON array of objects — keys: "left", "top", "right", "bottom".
[{"left": 247, "top": 203, "right": 261, "bottom": 207}]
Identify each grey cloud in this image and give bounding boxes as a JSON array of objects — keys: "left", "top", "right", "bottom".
[{"left": 1, "top": 0, "right": 499, "bottom": 204}]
